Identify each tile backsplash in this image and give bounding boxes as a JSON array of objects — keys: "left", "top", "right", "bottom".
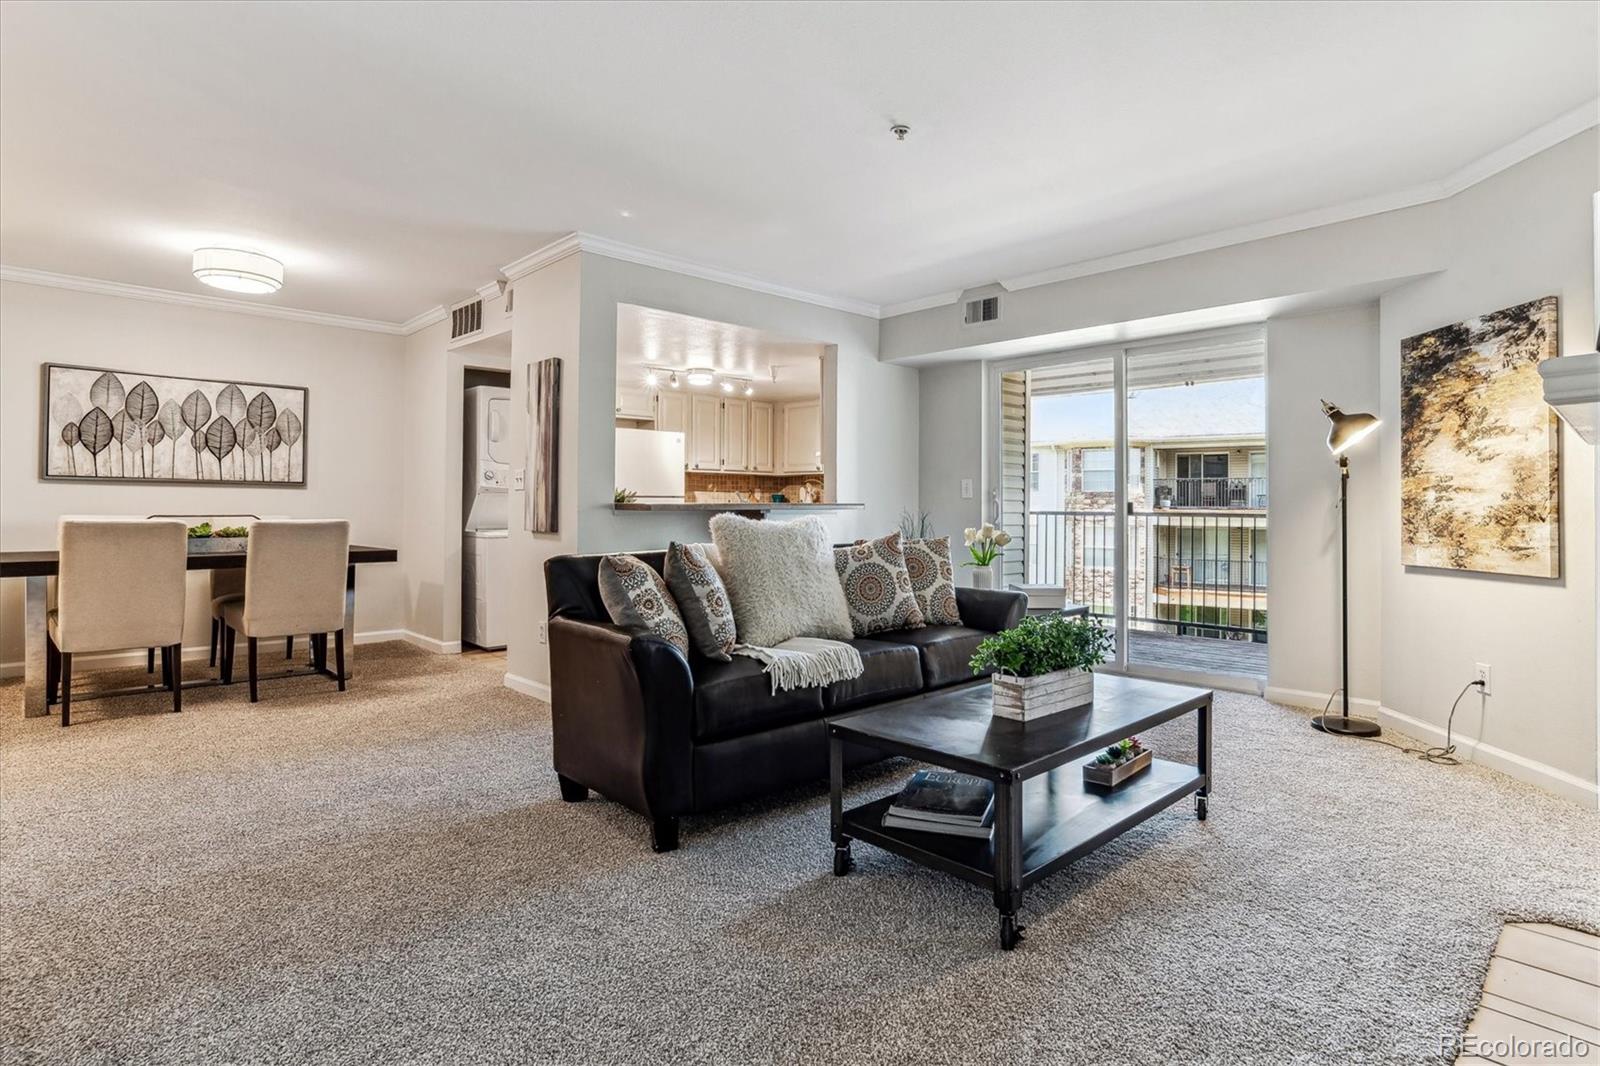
[{"left": 683, "top": 471, "right": 823, "bottom": 500}]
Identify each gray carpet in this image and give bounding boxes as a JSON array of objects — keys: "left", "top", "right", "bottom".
[{"left": 2, "top": 643, "right": 1596, "bottom": 1065}]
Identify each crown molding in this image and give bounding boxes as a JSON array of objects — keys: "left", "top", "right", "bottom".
[
  {"left": 879, "top": 290, "right": 965, "bottom": 318},
  {"left": 497, "top": 232, "right": 882, "bottom": 319},
  {"left": 0, "top": 264, "right": 413, "bottom": 335},
  {"left": 898, "top": 97, "right": 1600, "bottom": 315},
  {"left": 398, "top": 304, "right": 448, "bottom": 334}
]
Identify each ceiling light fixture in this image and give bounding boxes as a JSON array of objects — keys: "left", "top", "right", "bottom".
[
  {"left": 669, "top": 372, "right": 680, "bottom": 389},
  {"left": 644, "top": 369, "right": 659, "bottom": 387},
  {"left": 686, "top": 367, "right": 714, "bottom": 388},
  {"left": 890, "top": 123, "right": 910, "bottom": 141},
  {"left": 743, "top": 383, "right": 754, "bottom": 397},
  {"left": 720, "top": 379, "right": 734, "bottom": 394},
  {"left": 192, "top": 247, "right": 283, "bottom": 295}
]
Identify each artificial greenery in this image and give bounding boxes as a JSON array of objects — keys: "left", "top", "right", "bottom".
[
  {"left": 969, "top": 615, "right": 1113, "bottom": 678},
  {"left": 614, "top": 488, "right": 639, "bottom": 504},
  {"left": 186, "top": 522, "right": 249, "bottom": 538},
  {"left": 897, "top": 509, "right": 934, "bottom": 541},
  {"left": 1094, "top": 736, "right": 1146, "bottom": 767},
  {"left": 186, "top": 522, "right": 212, "bottom": 538}
]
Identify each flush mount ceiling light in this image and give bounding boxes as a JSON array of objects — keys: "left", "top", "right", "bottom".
[
  {"left": 686, "top": 367, "right": 715, "bottom": 388},
  {"left": 192, "top": 247, "right": 282, "bottom": 295}
]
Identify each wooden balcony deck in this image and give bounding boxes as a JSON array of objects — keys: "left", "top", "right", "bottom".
[{"left": 1126, "top": 628, "right": 1267, "bottom": 680}]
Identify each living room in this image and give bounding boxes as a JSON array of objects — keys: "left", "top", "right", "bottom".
[{"left": 2, "top": 3, "right": 1597, "bottom": 1064}]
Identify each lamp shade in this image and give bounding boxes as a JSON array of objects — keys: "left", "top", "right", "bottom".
[
  {"left": 192, "top": 248, "right": 283, "bottom": 295},
  {"left": 1321, "top": 400, "right": 1380, "bottom": 455}
]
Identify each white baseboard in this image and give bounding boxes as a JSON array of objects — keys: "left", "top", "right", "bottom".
[
  {"left": 1374, "top": 704, "right": 1600, "bottom": 809},
  {"left": 0, "top": 628, "right": 415, "bottom": 679},
  {"left": 503, "top": 672, "right": 550, "bottom": 702},
  {"left": 1264, "top": 685, "right": 1382, "bottom": 716},
  {"left": 396, "top": 630, "right": 462, "bottom": 655}
]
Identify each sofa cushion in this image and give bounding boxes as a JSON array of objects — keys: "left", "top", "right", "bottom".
[
  {"left": 597, "top": 554, "right": 689, "bottom": 656},
  {"left": 876, "top": 625, "right": 991, "bottom": 690},
  {"left": 709, "top": 513, "right": 852, "bottom": 647},
  {"left": 692, "top": 656, "right": 826, "bottom": 741},
  {"left": 903, "top": 537, "right": 962, "bottom": 626},
  {"left": 664, "top": 541, "right": 737, "bottom": 661},
  {"left": 833, "top": 533, "right": 925, "bottom": 637},
  {"left": 822, "top": 638, "right": 924, "bottom": 712}
]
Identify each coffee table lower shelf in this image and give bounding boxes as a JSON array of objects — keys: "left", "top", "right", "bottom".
[{"left": 840, "top": 756, "right": 1204, "bottom": 893}]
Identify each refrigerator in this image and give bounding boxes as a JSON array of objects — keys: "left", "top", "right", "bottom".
[{"left": 615, "top": 428, "right": 686, "bottom": 502}]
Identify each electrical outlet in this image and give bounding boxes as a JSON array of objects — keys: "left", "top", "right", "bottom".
[
  {"left": 1474, "top": 663, "right": 1491, "bottom": 695},
  {"left": 537, "top": 622, "right": 548, "bottom": 645},
  {"left": 960, "top": 478, "right": 974, "bottom": 499}
]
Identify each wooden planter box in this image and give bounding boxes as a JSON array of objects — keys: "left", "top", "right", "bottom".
[
  {"left": 1083, "top": 747, "right": 1153, "bottom": 788},
  {"left": 991, "top": 668, "right": 1093, "bottom": 722}
]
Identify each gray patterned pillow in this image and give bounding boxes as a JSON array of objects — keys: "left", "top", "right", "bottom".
[
  {"left": 834, "top": 533, "right": 925, "bottom": 636},
  {"left": 904, "top": 536, "right": 962, "bottom": 626},
  {"left": 597, "top": 554, "right": 689, "bottom": 656},
  {"left": 664, "top": 541, "right": 737, "bottom": 661}
]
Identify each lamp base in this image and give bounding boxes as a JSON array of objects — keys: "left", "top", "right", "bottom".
[{"left": 1311, "top": 714, "right": 1382, "bottom": 738}]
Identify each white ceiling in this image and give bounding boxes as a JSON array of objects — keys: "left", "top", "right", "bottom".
[
  {"left": 2, "top": 2, "right": 1595, "bottom": 326},
  {"left": 617, "top": 305, "right": 822, "bottom": 401}
]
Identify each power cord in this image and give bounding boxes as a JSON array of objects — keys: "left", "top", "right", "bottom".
[{"left": 1320, "top": 679, "right": 1484, "bottom": 765}]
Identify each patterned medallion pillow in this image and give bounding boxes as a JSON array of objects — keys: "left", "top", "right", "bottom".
[
  {"left": 834, "top": 533, "right": 925, "bottom": 636},
  {"left": 708, "top": 513, "right": 853, "bottom": 647},
  {"left": 597, "top": 554, "right": 689, "bottom": 656},
  {"left": 903, "top": 536, "right": 962, "bottom": 626},
  {"left": 664, "top": 541, "right": 737, "bottom": 661}
]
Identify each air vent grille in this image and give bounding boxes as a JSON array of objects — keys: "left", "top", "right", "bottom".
[
  {"left": 964, "top": 295, "right": 1000, "bottom": 325},
  {"left": 451, "top": 299, "right": 484, "bottom": 339}
]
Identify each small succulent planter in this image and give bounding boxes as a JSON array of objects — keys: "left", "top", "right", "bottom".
[
  {"left": 187, "top": 536, "right": 249, "bottom": 554},
  {"left": 991, "top": 667, "right": 1094, "bottom": 722},
  {"left": 1082, "top": 737, "right": 1152, "bottom": 788}
]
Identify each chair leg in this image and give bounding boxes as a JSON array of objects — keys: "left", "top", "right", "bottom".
[
  {"left": 285, "top": 635, "right": 294, "bottom": 661},
  {"left": 209, "top": 618, "right": 219, "bottom": 667},
  {"left": 60, "top": 653, "right": 72, "bottom": 728},
  {"left": 247, "top": 637, "right": 259, "bottom": 703},
  {"left": 312, "top": 633, "right": 326, "bottom": 672},
  {"left": 160, "top": 645, "right": 172, "bottom": 691},
  {"left": 221, "top": 625, "right": 235, "bottom": 684},
  {"left": 46, "top": 634, "right": 60, "bottom": 707},
  {"left": 147, "top": 647, "right": 155, "bottom": 674},
  {"left": 334, "top": 629, "right": 346, "bottom": 692},
  {"left": 170, "top": 643, "right": 182, "bottom": 713}
]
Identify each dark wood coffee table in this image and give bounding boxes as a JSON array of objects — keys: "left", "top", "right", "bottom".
[{"left": 827, "top": 674, "right": 1213, "bottom": 949}]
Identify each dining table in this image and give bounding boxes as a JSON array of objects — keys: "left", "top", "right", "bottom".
[{"left": 1, "top": 543, "right": 398, "bottom": 717}]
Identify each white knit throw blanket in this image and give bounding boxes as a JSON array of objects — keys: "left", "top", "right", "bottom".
[{"left": 734, "top": 637, "right": 864, "bottom": 694}]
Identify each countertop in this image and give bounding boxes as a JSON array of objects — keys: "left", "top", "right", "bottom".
[{"left": 613, "top": 502, "right": 865, "bottom": 513}]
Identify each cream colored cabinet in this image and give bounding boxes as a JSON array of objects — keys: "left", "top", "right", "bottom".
[
  {"left": 779, "top": 401, "right": 822, "bottom": 473},
  {"left": 654, "top": 390, "right": 689, "bottom": 434},
  {"left": 721, "top": 398, "right": 749, "bottom": 471},
  {"left": 688, "top": 395, "right": 722, "bottom": 470},
  {"left": 616, "top": 384, "right": 655, "bottom": 420},
  {"left": 749, "top": 401, "right": 774, "bottom": 472}
]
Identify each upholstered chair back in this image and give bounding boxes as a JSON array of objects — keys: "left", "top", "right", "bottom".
[
  {"left": 241, "top": 520, "right": 349, "bottom": 637},
  {"left": 54, "top": 518, "right": 187, "bottom": 653}
]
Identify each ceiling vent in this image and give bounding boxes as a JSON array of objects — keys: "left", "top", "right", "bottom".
[
  {"left": 964, "top": 295, "right": 1001, "bottom": 325},
  {"left": 450, "top": 298, "right": 484, "bottom": 340}
]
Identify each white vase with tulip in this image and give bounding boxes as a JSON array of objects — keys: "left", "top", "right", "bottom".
[{"left": 962, "top": 523, "right": 1010, "bottom": 590}]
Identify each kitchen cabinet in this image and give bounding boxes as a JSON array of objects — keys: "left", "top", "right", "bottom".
[
  {"left": 721, "top": 397, "right": 749, "bottom": 471},
  {"left": 655, "top": 390, "right": 689, "bottom": 434},
  {"left": 688, "top": 395, "right": 722, "bottom": 470},
  {"left": 779, "top": 401, "right": 822, "bottom": 474},
  {"left": 749, "top": 401, "right": 774, "bottom": 472},
  {"left": 616, "top": 384, "right": 655, "bottom": 421}
]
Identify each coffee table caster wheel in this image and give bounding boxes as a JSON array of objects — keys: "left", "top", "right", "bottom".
[
  {"left": 999, "top": 913, "right": 1024, "bottom": 951},
  {"left": 1196, "top": 795, "right": 1208, "bottom": 821},
  {"left": 832, "top": 842, "right": 852, "bottom": 876}
]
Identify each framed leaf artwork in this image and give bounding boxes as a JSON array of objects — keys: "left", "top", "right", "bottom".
[
  {"left": 526, "top": 357, "right": 561, "bottom": 533},
  {"left": 1399, "top": 296, "right": 1560, "bottom": 577},
  {"left": 40, "top": 364, "right": 308, "bottom": 486}
]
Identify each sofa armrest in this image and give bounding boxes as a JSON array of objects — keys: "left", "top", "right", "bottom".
[
  {"left": 957, "top": 587, "right": 1027, "bottom": 633},
  {"left": 548, "top": 617, "right": 695, "bottom": 819}
]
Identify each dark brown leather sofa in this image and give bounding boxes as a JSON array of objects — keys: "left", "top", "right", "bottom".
[{"left": 544, "top": 551, "right": 1028, "bottom": 851}]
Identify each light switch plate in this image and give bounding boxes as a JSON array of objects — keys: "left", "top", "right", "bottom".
[
  {"left": 513, "top": 469, "right": 526, "bottom": 490},
  {"left": 960, "top": 478, "right": 974, "bottom": 499}
]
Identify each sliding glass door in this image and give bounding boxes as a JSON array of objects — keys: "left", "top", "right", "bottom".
[{"left": 995, "top": 329, "right": 1267, "bottom": 684}]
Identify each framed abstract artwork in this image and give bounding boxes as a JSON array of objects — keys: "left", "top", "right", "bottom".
[
  {"left": 526, "top": 357, "right": 562, "bottom": 533},
  {"left": 1399, "top": 296, "right": 1560, "bottom": 577},
  {"left": 41, "top": 363, "right": 308, "bottom": 486}
]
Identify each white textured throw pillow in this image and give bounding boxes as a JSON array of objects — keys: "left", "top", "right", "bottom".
[{"left": 709, "top": 514, "right": 853, "bottom": 647}]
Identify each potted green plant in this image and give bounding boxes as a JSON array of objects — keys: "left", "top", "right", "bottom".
[
  {"left": 961, "top": 523, "right": 1010, "bottom": 589},
  {"left": 1082, "top": 736, "right": 1152, "bottom": 787},
  {"left": 969, "top": 615, "right": 1113, "bottom": 721}
]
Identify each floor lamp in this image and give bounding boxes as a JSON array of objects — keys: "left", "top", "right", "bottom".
[{"left": 1311, "top": 400, "right": 1382, "bottom": 737}]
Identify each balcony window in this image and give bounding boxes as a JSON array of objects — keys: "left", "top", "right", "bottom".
[{"left": 1081, "top": 448, "right": 1114, "bottom": 493}]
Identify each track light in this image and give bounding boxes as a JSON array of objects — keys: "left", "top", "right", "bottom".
[{"left": 669, "top": 372, "right": 680, "bottom": 389}]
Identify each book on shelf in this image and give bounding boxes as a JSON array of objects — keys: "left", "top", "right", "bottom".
[
  {"left": 881, "top": 811, "right": 994, "bottom": 839},
  {"left": 884, "top": 770, "right": 995, "bottom": 830}
]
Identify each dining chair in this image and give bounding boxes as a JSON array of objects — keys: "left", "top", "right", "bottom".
[
  {"left": 219, "top": 520, "right": 350, "bottom": 702},
  {"left": 47, "top": 518, "right": 188, "bottom": 727}
]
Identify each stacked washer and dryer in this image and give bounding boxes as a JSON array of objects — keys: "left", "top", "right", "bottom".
[{"left": 462, "top": 385, "right": 511, "bottom": 649}]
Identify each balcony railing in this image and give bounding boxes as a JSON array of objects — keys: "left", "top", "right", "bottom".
[
  {"left": 1024, "top": 509, "right": 1267, "bottom": 643},
  {"left": 1151, "top": 477, "right": 1266, "bottom": 509}
]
